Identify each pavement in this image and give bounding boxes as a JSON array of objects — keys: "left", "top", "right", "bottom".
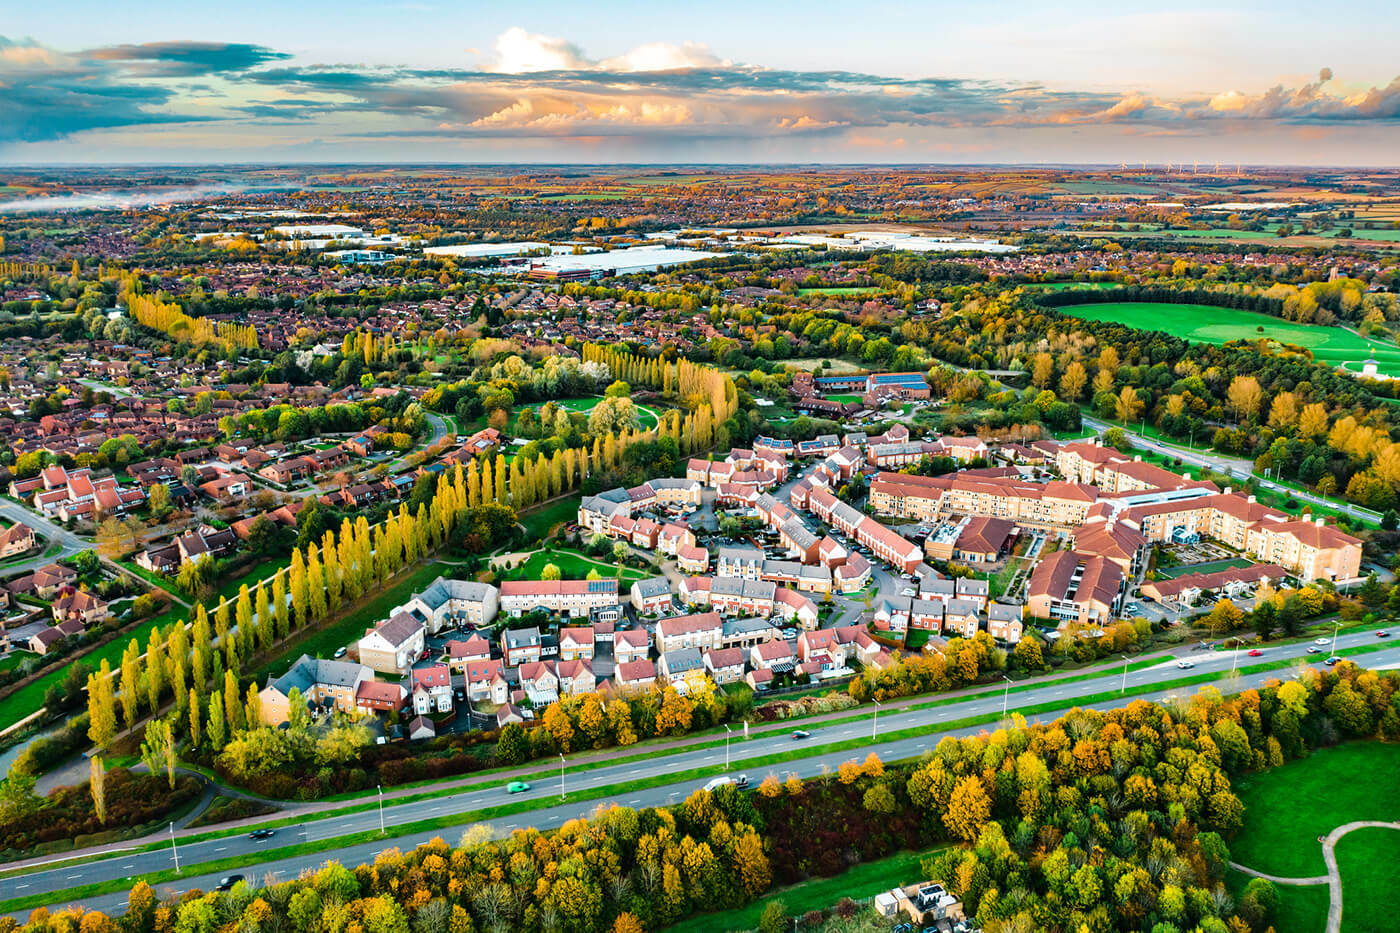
[
  {"left": 8, "top": 626, "right": 1398, "bottom": 918},
  {"left": 1231, "top": 819, "right": 1400, "bottom": 933}
]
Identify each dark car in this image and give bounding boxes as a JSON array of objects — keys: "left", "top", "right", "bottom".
[
  {"left": 216, "top": 875, "right": 246, "bottom": 891},
  {"left": 1378, "top": 630, "right": 1391, "bottom": 638},
  {"left": 1326, "top": 656, "right": 1342, "bottom": 666},
  {"left": 249, "top": 828, "right": 275, "bottom": 840},
  {"left": 792, "top": 730, "right": 810, "bottom": 740}
]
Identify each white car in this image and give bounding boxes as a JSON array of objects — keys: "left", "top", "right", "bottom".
[
  {"left": 1314, "top": 637, "right": 1329, "bottom": 646},
  {"left": 1175, "top": 660, "right": 1195, "bottom": 670}
]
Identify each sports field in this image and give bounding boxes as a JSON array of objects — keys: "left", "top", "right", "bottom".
[
  {"left": 1153, "top": 557, "right": 1253, "bottom": 580},
  {"left": 1057, "top": 302, "right": 1400, "bottom": 377}
]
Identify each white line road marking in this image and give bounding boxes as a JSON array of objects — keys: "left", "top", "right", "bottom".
[
  {"left": 16, "top": 884, "right": 29, "bottom": 890},
  {"left": 214, "top": 846, "right": 227, "bottom": 852}
]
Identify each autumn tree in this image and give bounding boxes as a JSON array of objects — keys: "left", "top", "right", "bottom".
[{"left": 945, "top": 774, "right": 991, "bottom": 842}]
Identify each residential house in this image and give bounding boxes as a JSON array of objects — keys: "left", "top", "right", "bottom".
[
  {"left": 259, "top": 654, "right": 373, "bottom": 725},
  {"left": 410, "top": 665, "right": 453, "bottom": 715},
  {"left": 502, "top": 626, "right": 543, "bottom": 666},
  {"left": 357, "top": 611, "right": 426, "bottom": 674}
]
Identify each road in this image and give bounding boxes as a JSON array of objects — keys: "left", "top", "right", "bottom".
[
  {"left": 1080, "top": 414, "right": 1380, "bottom": 523},
  {"left": 10, "top": 627, "right": 1397, "bottom": 918},
  {"left": 0, "top": 499, "right": 88, "bottom": 577}
]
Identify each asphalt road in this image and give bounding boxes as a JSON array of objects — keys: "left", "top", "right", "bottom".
[
  {"left": 0, "top": 499, "right": 88, "bottom": 577},
  {"left": 10, "top": 627, "right": 1397, "bottom": 918}
]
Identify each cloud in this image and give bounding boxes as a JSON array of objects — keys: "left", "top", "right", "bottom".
[
  {"left": 84, "top": 41, "right": 291, "bottom": 76},
  {"left": 1, "top": 27, "right": 1398, "bottom": 158}
]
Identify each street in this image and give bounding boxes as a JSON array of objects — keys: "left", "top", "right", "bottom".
[{"left": 7, "top": 625, "right": 1396, "bottom": 918}]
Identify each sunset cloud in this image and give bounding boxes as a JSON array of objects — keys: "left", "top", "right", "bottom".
[{"left": 0, "top": 29, "right": 1397, "bottom": 157}]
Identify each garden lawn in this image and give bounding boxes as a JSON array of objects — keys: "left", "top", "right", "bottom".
[
  {"left": 1153, "top": 557, "right": 1254, "bottom": 580},
  {"left": 251, "top": 561, "right": 453, "bottom": 680},
  {"left": 508, "top": 548, "right": 651, "bottom": 584},
  {"left": 1334, "top": 826, "right": 1400, "bottom": 933},
  {"left": 667, "top": 847, "right": 943, "bottom": 932},
  {"left": 824, "top": 393, "right": 864, "bottom": 404},
  {"left": 1057, "top": 301, "right": 1400, "bottom": 377},
  {"left": 1230, "top": 742, "right": 1400, "bottom": 877}
]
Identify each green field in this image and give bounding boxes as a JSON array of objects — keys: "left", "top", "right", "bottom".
[
  {"left": 515, "top": 396, "right": 660, "bottom": 431},
  {"left": 1335, "top": 826, "right": 1400, "bottom": 933},
  {"left": 1057, "top": 302, "right": 1400, "bottom": 377},
  {"left": 824, "top": 393, "right": 864, "bottom": 404},
  {"left": 519, "top": 495, "right": 582, "bottom": 541},
  {"left": 1154, "top": 557, "right": 1254, "bottom": 580},
  {"left": 1231, "top": 742, "right": 1400, "bottom": 877}
]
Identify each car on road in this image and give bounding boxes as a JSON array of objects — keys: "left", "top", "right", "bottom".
[
  {"left": 1314, "top": 637, "right": 1329, "bottom": 645},
  {"left": 216, "top": 875, "right": 246, "bottom": 891},
  {"left": 792, "top": 730, "right": 810, "bottom": 740},
  {"left": 1326, "top": 656, "right": 1342, "bottom": 666},
  {"left": 1378, "top": 630, "right": 1391, "bottom": 638},
  {"left": 248, "top": 828, "right": 276, "bottom": 840},
  {"left": 1307, "top": 646, "right": 1323, "bottom": 654},
  {"left": 1175, "top": 660, "right": 1195, "bottom": 669},
  {"left": 333, "top": 647, "right": 347, "bottom": 659},
  {"left": 703, "top": 775, "right": 749, "bottom": 792},
  {"left": 506, "top": 781, "right": 531, "bottom": 794},
  {"left": 1248, "top": 649, "right": 1263, "bottom": 657}
]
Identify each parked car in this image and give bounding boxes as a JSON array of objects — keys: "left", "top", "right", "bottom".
[
  {"left": 248, "top": 828, "right": 275, "bottom": 840},
  {"left": 216, "top": 875, "right": 246, "bottom": 892},
  {"left": 333, "top": 647, "right": 347, "bottom": 659},
  {"left": 792, "top": 730, "right": 810, "bottom": 740},
  {"left": 506, "top": 781, "right": 531, "bottom": 794}
]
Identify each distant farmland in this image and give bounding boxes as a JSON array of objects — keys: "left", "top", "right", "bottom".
[{"left": 1056, "top": 301, "right": 1400, "bottom": 377}]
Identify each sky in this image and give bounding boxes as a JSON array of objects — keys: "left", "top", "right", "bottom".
[{"left": 2, "top": 0, "right": 1399, "bottom": 165}]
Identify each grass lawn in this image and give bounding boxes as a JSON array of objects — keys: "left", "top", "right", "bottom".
[
  {"left": 1153, "top": 557, "right": 1254, "bottom": 580},
  {"left": 0, "top": 606, "right": 180, "bottom": 731},
  {"left": 251, "top": 561, "right": 452, "bottom": 680},
  {"left": 1057, "top": 301, "right": 1400, "bottom": 377},
  {"left": 825, "top": 393, "right": 864, "bottom": 404},
  {"left": 515, "top": 396, "right": 660, "bottom": 431},
  {"left": 668, "top": 847, "right": 943, "bottom": 932},
  {"left": 1226, "top": 869, "right": 1329, "bottom": 933},
  {"left": 1231, "top": 742, "right": 1400, "bottom": 877},
  {"left": 506, "top": 547, "right": 652, "bottom": 584},
  {"left": 211, "top": 555, "right": 292, "bottom": 603},
  {"left": 1334, "top": 826, "right": 1400, "bottom": 933},
  {"left": 519, "top": 495, "right": 581, "bottom": 542}
]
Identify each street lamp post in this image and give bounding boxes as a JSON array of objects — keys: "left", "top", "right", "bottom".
[
  {"left": 1331, "top": 620, "right": 1342, "bottom": 657},
  {"left": 871, "top": 699, "right": 881, "bottom": 740},
  {"left": 1232, "top": 638, "right": 1241, "bottom": 674},
  {"left": 377, "top": 785, "right": 385, "bottom": 835},
  {"left": 169, "top": 822, "right": 180, "bottom": 873},
  {"left": 559, "top": 753, "right": 566, "bottom": 800},
  {"left": 722, "top": 724, "right": 732, "bottom": 771},
  {"left": 1001, "top": 675, "right": 1013, "bottom": 718},
  {"left": 1121, "top": 654, "right": 1130, "bottom": 694}
]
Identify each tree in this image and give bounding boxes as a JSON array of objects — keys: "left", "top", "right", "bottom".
[
  {"left": 145, "top": 627, "right": 165, "bottom": 714},
  {"left": 90, "top": 756, "right": 107, "bottom": 825},
  {"left": 495, "top": 722, "right": 528, "bottom": 765},
  {"left": 541, "top": 562, "right": 562, "bottom": 581},
  {"left": 542, "top": 703, "right": 574, "bottom": 752},
  {"left": 119, "top": 639, "right": 141, "bottom": 733},
  {"left": 87, "top": 662, "right": 117, "bottom": 749},
  {"left": 289, "top": 549, "right": 308, "bottom": 630},
  {"left": 1059, "top": 361, "right": 1087, "bottom": 401},
  {"left": 208, "top": 688, "right": 227, "bottom": 751},
  {"left": 1207, "top": 599, "right": 1244, "bottom": 635},
  {"left": 757, "top": 900, "right": 789, "bottom": 933},
  {"left": 148, "top": 482, "right": 173, "bottom": 519},
  {"left": 945, "top": 774, "right": 991, "bottom": 842},
  {"left": 1299, "top": 402, "right": 1329, "bottom": 439},
  {"left": 1226, "top": 375, "right": 1263, "bottom": 423},
  {"left": 1114, "top": 385, "right": 1143, "bottom": 424},
  {"left": 188, "top": 688, "right": 202, "bottom": 748},
  {"left": 1013, "top": 637, "right": 1044, "bottom": 670},
  {"left": 140, "top": 718, "right": 177, "bottom": 789}
]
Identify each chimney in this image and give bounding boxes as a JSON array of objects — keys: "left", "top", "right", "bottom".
[
  {"left": 1134, "top": 454, "right": 1142, "bottom": 462},
  {"left": 1224, "top": 486, "right": 1232, "bottom": 496},
  {"left": 1315, "top": 517, "right": 1324, "bottom": 527},
  {"left": 1182, "top": 472, "right": 1192, "bottom": 481},
  {"left": 1247, "top": 495, "right": 1256, "bottom": 504}
]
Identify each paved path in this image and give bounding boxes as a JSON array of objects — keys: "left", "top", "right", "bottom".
[{"left": 1231, "top": 819, "right": 1400, "bottom": 933}]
